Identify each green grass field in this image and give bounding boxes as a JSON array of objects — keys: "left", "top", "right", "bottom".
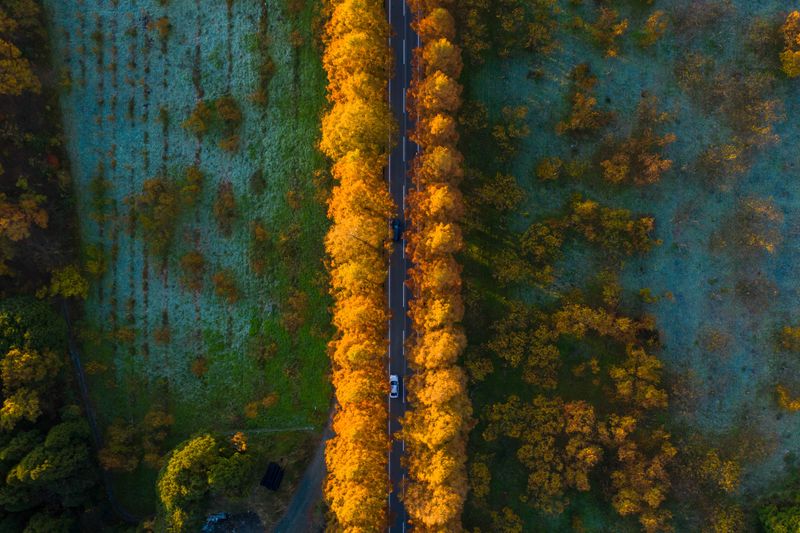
[{"left": 43, "top": 0, "right": 330, "bottom": 517}]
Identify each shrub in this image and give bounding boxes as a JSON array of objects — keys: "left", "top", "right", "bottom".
[
  {"left": 213, "top": 182, "right": 237, "bottom": 237},
  {"left": 556, "top": 64, "right": 612, "bottom": 135},
  {"left": 214, "top": 95, "right": 241, "bottom": 124},
  {"left": 84, "top": 361, "right": 108, "bottom": 375},
  {"left": 190, "top": 357, "right": 208, "bottom": 378},
  {"left": 281, "top": 289, "right": 308, "bottom": 333},
  {"left": 37, "top": 265, "right": 89, "bottom": 300},
  {"left": 491, "top": 106, "right": 529, "bottom": 161},
  {"left": 469, "top": 461, "right": 491, "bottom": 499},
  {"left": 261, "top": 392, "right": 279, "bottom": 409},
  {"left": 131, "top": 177, "right": 180, "bottom": 256},
  {"left": 289, "top": 29, "right": 304, "bottom": 48},
  {"left": 182, "top": 95, "right": 242, "bottom": 151},
  {"left": 777, "top": 385, "right": 800, "bottom": 411},
  {"left": 575, "top": 7, "right": 629, "bottom": 57},
  {"left": 83, "top": 244, "right": 106, "bottom": 277},
  {"left": 247, "top": 335, "right": 277, "bottom": 365},
  {"left": 181, "top": 165, "right": 203, "bottom": 206},
  {"left": 179, "top": 250, "right": 205, "bottom": 291},
  {"left": 99, "top": 408, "right": 174, "bottom": 472},
  {"left": 779, "top": 326, "right": 800, "bottom": 352},
  {"left": 147, "top": 16, "right": 171, "bottom": 41},
  {"left": 112, "top": 327, "right": 136, "bottom": 344},
  {"left": 182, "top": 100, "right": 212, "bottom": 137},
  {"left": 231, "top": 431, "right": 247, "bottom": 452},
  {"left": 536, "top": 157, "right": 563, "bottom": 181},
  {"left": 243, "top": 401, "right": 259, "bottom": 419},
  {"left": 249, "top": 220, "right": 273, "bottom": 276},
  {"left": 732, "top": 197, "right": 782, "bottom": 254},
  {"left": 639, "top": 11, "right": 668, "bottom": 47},
  {"left": 98, "top": 420, "right": 140, "bottom": 472},
  {"left": 286, "top": 188, "right": 302, "bottom": 210},
  {"left": 249, "top": 169, "right": 266, "bottom": 195},
  {"left": 699, "top": 450, "right": 740, "bottom": 493},
  {"left": 153, "top": 326, "right": 170, "bottom": 345},
  {"left": 212, "top": 270, "right": 239, "bottom": 304},
  {"left": 251, "top": 7, "right": 275, "bottom": 107},
  {"left": 600, "top": 94, "right": 675, "bottom": 186},
  {"left": 217, "top": 134, "right": 240, "bottom": 152}
]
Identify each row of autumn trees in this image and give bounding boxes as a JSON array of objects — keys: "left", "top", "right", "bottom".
[
  {"left": 319, "top": 0, "right": 474, "bottom": 528},
  {"left": 402, "top": 2, "right": 471, "bottom": 530},
  {"left": 319, "top": 0, "right": 396, "bottom": 529}
]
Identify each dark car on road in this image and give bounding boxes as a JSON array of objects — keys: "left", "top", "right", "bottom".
[{"left": 391, "top": 218, "right": 404, "bottom": 242}]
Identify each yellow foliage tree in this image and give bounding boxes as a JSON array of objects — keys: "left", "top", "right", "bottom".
[
  {"left": 421, "top": 38, "right": 463, "bottom": 78},
  {"left": 414, "top": 7, "right": 456, "bottom": 42},
  {"left": 413, "top": 71, "right": 462, "bottom": 116},
  {"left": 609, "top": 345, "right": 668, "bottom": 410},
  {"left": 781, "top": 11, "right": 800, "bottom": 78},
  {"left": 320, "top": 97, "right": 395, "bottom": 160}
]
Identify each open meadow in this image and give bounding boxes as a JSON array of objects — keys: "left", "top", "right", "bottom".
[
  {"left": 458, "top": 0, "right": 800, "bottom": 530},
  {"left": 43, "top": 0, "right": 330, "bottom": 519}
]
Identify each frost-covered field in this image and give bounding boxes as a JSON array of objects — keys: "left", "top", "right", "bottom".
[
  {"left": 44, "top": 0, "right": 330, "bottom": 511},
  {"left": 463, "top": 0, "right": 800, "bottom": 529}
]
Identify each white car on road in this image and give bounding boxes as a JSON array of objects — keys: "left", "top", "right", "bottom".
[{"left": 389, "top": 374, "right": 400, "bottom": 399}]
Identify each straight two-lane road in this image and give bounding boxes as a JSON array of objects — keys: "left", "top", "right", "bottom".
[{"left": 386, "top": 0, "right": 417, "bottom": 530}]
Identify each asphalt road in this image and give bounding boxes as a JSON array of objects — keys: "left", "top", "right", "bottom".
[{"left": 387, "top": 0, "right": 418, "bottom": 530}]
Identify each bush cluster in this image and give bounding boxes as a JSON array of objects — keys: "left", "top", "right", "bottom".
[
  {"left": 182, "top": 95, "right": 242, "bottom": 152},
  {"left": 157, "top": 434, "right": 252, "bottom": 531}
]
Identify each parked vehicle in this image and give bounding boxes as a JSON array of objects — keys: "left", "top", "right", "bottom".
[{"left": 390, "top": 374, "right": 400, "bottom": 399}]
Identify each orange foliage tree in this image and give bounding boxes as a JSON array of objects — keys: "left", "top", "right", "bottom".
[
  {"left": 402, "top": 3, "right": 472, "bottom": 530},
  {"left": 320, "top": 0, "right": 396, "bottom": 529}
]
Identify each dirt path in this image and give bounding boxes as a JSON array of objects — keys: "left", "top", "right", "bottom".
[
  {"left": 61, "top": 300, "right": 141, "bottom": 525},
  {"left": 271, "top": 422, "right": 333, "bottom": 532}
]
